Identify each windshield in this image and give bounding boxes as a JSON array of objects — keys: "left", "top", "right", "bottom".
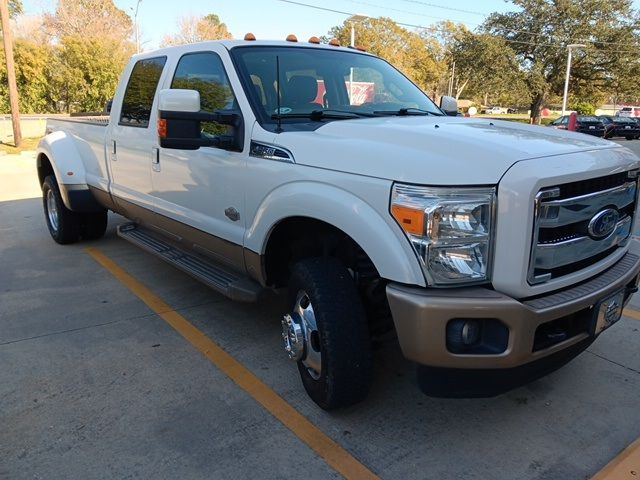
[{"left": 230, "top": 46, "right": 442, "bottom": 130}]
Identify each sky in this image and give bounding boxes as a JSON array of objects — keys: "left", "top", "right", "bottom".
[{"left": 20, "top": 0, "right": 640, "bottom": 51}]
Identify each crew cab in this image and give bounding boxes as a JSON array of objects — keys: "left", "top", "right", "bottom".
[{"left": 37, "top": 38, "right": 640, "bottom": 409}]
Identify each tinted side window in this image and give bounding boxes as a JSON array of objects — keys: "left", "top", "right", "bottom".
[
  {"left": 171, "top": 52, "right": 237, "bottom": 138},
  {"left": 120, "top": 57, "right": 167, "bottom": 128}
]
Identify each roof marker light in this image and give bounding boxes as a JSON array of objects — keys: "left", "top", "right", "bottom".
[
  {"left": 328, "top": 38, "right": 340, "bottom": 47},
  {"left": 308, "top": 36, "right": 321, "bottom": 44},
  {"left": 286, "top": 34, "right": 298, "bottom": 42},
  {"left": 244, "top": 33, "right": 256, "bottom": 41}
]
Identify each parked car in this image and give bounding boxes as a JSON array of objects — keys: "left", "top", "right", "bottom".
[
  {"left": 550, "top": 115, "right": 607, "bottom": 137},
  {"left": 36, "top": 38, "right": 640, "bottom": 409},
  {"left": 600, "top": 115, "right": 640, "bottom": 140},
  {"left": 618, "top": 106, "right": 640, "bottom": 118},
  {"left": 507, "top": 107, "right": 518, "bottom": 114},
  {"left": 484, "top": 106, "right": 505, "bottom": 114}
]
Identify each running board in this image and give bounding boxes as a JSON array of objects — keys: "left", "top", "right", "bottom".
[{"left": 117, "top": 223, "right": 263, "bottom": 303}]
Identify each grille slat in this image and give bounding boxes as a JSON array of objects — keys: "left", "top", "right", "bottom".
[{"left": 528, "top": 172, "right": 638, "bottom": 284}]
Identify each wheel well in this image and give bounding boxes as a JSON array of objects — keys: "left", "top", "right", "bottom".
[
  {"left": 264, "top": 217, "right": 370, "bottom": 286},
  {"left": 264, "top": 217, "right": 391, "bottom": 330},
  {"left": 37, "top": 153, "right": 54, "bottom": 187}
]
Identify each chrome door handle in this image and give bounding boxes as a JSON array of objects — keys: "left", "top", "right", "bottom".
[{"left": 151, "top": 147, "right": 160, "bottom": 172}]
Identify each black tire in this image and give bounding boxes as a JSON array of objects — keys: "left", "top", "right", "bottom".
[
  {"left": 288, "top": 257, "right": 372, "bottom": 410},
  {"left": 81, "top": 210, "right": 108, "bottom": 240},
  {"left": 42, "top": 175, "right": 81, "bottom": 244}
]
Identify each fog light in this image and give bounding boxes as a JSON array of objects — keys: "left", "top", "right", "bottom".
[
  {"left": 461, "top": 320, "right": 481, "bottom": 345},
  {"left": 447, "top": 319, "right": 481, "bottom": 351},
  {"left": 446, "top": 318, "right": 509, "bottom": 354}
]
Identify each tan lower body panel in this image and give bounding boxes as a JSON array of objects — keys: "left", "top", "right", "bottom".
[
  {"left": 387, "top": 246, "right": 640, "bottom": 369},
  {"left": 108, "top": 195, "right": 254, "bottom": 278}
]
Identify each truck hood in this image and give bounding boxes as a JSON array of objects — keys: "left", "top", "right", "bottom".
[{"left": 277, "top": 116, "right": 618, "bottom": 184}]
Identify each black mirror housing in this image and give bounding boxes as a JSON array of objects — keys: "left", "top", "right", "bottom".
[{"left": 159, "top": 110, "right": 244, "bottom": 152}]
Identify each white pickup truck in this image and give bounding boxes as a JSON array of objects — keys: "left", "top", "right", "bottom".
[{"left": 37, "top": 38, "right": 640, "bottom": 409}]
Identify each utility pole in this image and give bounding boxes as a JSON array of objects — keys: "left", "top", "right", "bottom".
[
  {"left": 0, "top": 0, "right": 21, "bottom": 147},
  {"left": 561, "top": 44, "right": 586, "bottom": 116}
]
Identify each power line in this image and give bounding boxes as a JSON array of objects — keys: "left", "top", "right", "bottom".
[
  {"left": 276, "top": 0, "right": 639, "bottom": 53},
  {"left": 342, "top": 0, "right": 481, "bottom": 23},
  {"left": 397, "top": 0, "right": 489, "bottom": 17},
  {"left": 345, "top": 0, "right": 640, "bottom": 48}
]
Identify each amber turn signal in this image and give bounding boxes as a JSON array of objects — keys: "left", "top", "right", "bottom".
[
  {"left": 157, "top": 119, "right": 167, "bottom": 139},
  {"left": 391, "top": 204, "right": 424, "bottom": 236}
]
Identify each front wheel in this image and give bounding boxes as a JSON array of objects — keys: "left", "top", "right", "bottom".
[{"left": 282, "top": 257, "right": 372, "bottom": 410}]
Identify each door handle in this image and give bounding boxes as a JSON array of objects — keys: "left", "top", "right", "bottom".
[
  {"left": 110, "top": 140, "right": 117, "bottom": 161},
  {"left": 151, "top": 147, "right": 160, "bottom": 172}
]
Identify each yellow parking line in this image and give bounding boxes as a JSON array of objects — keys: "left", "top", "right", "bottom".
[
  {"left": 591, "top": 437, "right": 640, "bottom": 479},
  {"left": 623, "top": 308, "right": 640, "bottom": 321},
  {"left": 86, "top": 247, "right": 378, "bottom": 480}
]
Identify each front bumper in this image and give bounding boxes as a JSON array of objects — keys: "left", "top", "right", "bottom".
[{"left": 387, "top": 246, "right": 640, "bottom": 371}]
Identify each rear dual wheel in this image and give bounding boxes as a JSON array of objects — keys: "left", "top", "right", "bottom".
[{"left": 42, "top": 175, "right": 107, "bottom": 244}]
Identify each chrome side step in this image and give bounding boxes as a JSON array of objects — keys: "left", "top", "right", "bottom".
[{"left": 117, "top": 223, "right": 263, "bottom": 303}]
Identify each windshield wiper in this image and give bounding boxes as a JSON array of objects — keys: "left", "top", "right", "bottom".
[
  {"left": 271, "top": 109, "right": 375, "bottom": 121},
  {"left": 373, "top": 107, "right": 441, "bottom": 116}
]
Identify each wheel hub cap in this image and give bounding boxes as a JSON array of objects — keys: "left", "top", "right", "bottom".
[
  {"left": 282, "top": 291, "right": 322, "bottom": 379},
  {"left": 281, "top": 313, "right": 304, "bottom": 361},
  {"left": 46, "top": 189, "right": 59, "bottom": 232}
]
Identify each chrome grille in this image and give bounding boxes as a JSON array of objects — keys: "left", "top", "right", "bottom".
[{"left": 528, "top": 171, "right": 638, "bottom": 284}]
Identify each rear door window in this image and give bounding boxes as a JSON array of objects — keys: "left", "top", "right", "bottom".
[{"left": 120, "top": 57, "right": 167, "bottom": 128}]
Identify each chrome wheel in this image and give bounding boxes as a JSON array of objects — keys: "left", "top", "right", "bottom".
[
  {"left": 282, "top": 290, "right": 322, "bottom": 380},
  {"left": 46, "top": 188, "right": 59, "bottom": 232}
]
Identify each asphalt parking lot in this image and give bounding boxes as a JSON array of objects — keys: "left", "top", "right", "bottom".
[{"left": 2, "top": 140, "right": 640, "bottom": 479}]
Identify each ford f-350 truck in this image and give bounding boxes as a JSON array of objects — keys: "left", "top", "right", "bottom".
[{"left": 37, "top": 38, "right": 640, "bottom": 409}]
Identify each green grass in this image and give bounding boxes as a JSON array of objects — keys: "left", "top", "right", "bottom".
[{"left": 0, "top": 137, "right": 41, "bottom": 154}]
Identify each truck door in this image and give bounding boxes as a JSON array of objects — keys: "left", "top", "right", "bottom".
[
  {"left": 108, "top": 56, "right": 167, "bottom": 221},
  {"left": 151, "top": 49, "right": 246, "bottom": 271}
]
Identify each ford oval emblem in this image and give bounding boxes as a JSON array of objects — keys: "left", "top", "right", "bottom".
[{"left": 588, "top": 208, "right": 619, "bottom": 239}]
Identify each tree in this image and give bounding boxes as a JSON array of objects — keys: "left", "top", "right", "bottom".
[
  {"left": 11, "top": 14, "right": 49, "bottom": 44},
  {"left": 44, "top": 0, "right": 132, "bottom": 41},
  {"left": 484, "top": 0, "right": 640, "bottom": 122},
  {"left": 427, "top": 21, "right": 528, "bottom": 103},
  {"left": 48, "top": 36, "right": 132, "bottom": 113},
  {"left": 7, "top": 0, "right": 22, "bottom": 18},
  {"left": 0, "top": 39, "right": 51, "bottom": 113},
  {"left": 327, "top": 17, "right": 446, "bottom": 96},
  {"left": 161, "top": 13, "right": 232, "bottom": 47}
]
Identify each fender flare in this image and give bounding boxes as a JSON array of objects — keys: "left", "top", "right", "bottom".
[
  {"left": 37, "top": 132, "right": 101, "bottom": 212},
  {"left": 245, "top": 182, "right": 426, "bottom": 286}
]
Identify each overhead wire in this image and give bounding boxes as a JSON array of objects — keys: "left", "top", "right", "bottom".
[{"left": 277, "top": 0, "right": 639, "bottom": 53}]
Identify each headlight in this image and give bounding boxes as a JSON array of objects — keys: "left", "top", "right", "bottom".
[{"left": 391, "top": 184, "right": 496, "bottom": 285}]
